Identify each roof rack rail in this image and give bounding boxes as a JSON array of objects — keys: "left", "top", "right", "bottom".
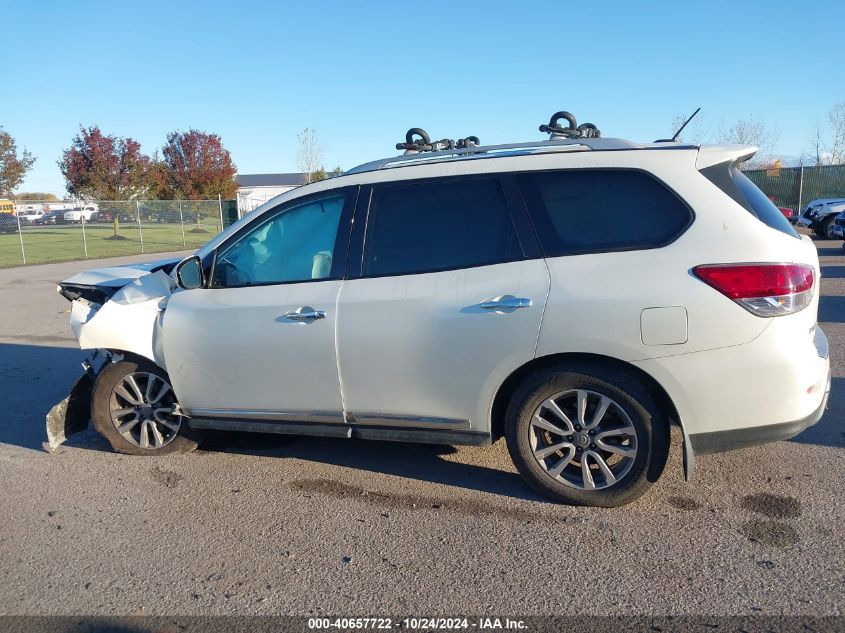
[{"left": 346, "top": 137, "right": 639, "bottom": 174}]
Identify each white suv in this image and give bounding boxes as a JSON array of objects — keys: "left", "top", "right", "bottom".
[
  {"left": 54, "top": 114, "right": 831, "bottom": 507},
  {"left": 63, "top": 205, "right": 98, "bottom": 223}
]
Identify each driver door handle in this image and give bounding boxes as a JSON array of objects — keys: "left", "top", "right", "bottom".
[{"left": 284, "top": 306, "right": 326, "bottom": 321}]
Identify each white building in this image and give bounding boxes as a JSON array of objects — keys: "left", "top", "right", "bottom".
[{"left": 236, "top": 173, "right": 307, "bottom": 215}]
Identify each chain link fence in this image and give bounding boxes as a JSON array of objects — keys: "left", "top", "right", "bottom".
[
  {"left": 744, "top": 164, "right": 845, "bottom": 212},
  {"left": 0, "top": 198, "right": 238, "bottom": 268}
]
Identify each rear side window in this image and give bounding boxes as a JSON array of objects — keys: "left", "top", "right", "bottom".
[
  {"left": 700, "top": 160, "right": 799, "bottom": 238},
  {"left": 362, "top": 178, "right": 523, "bottom": 276},
  {"left": 731, "top": 167, "right": 800, "bottom": 238},
  {"left": 515, "top": 169, "right": 692, "bottom": 256}
]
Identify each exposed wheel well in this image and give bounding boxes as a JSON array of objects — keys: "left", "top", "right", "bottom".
[
  {"left": 490, "top": 352, "right": 680, "bottom": 442},
  {"left": 99, "top": 350, "right": 166, "bottom": 375}
]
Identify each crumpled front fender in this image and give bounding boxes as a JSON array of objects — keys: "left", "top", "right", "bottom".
[{"left": 70, "top": 270, "right": 175, "bottom": 370}]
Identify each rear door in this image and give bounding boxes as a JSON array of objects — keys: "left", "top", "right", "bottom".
[{"left": 336, "top": 175, "right": 550, "bottom": 437}]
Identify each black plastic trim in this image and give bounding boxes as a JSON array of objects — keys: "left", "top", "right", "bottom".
[
  {"left": 186, "top": 416, "right": 490, "bottom": 446},
  {"left": 57, "top": 283, "right": 118, "bottom": 305},
  {"left": 188, "top": 417, "right": 352, "bottom": 439},
  {"left": 501, "top": 174, "right": 543, "bottom": 259},
  {"left": 352, "top": 426, "right": 490, "bottom": 446}
]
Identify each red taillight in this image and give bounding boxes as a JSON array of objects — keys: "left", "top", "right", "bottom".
[
  {"left": 779, "top": 207, "right": 794, "bottom": 219},
  {"left": 693, "top": 264, "right": 814, "bottom": 317}
]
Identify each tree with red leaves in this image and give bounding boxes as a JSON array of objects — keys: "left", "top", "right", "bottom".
[
  {"left": 161, "top": 129, "right": 237, "bottom": 200},
  {"left": 59, "top": 126, "right": 151, "bottom": 200}
]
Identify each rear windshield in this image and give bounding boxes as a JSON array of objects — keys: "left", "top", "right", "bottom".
[{"left": 731, "top": 168, "right": 799, "bottom": 238}]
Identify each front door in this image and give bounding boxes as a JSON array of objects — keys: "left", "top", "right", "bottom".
[{"left": 162, "top": 190, "right": 355, "bottom": 422}]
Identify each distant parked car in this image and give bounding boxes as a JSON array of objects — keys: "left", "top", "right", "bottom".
[
  {"left": 18, "top": 209, "right": 46, "bottom": 223},
  {"left": 63, "top": 206, "right": 98, "bottom": 223},
  {"left": 797, "top": 198, "right": 845, "bottom": 238},
  {"left": 0, "top": 213, "right": 18, "bottom": 234},
  {"left": 34, "top": 210, "right": 66, "bottom": 225},
  {"left": 95, "top": 210, "right": 113, "bottom": 223},
  {"left": 829, "top": 211, "right": 845, "bottom": 242}
]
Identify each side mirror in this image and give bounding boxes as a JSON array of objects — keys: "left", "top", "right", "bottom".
[{"left": 175, "top": 256, "right": 204, "bottom": 290}]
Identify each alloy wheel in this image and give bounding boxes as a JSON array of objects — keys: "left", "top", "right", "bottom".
[
  {"left": 528, "top": 389, "right": 638, "bottom": 490},
  {"left": 109, "top": 372, "right": 181, "bottom": 449}
]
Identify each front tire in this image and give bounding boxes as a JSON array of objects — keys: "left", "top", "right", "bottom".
[
  {"left": 505, "top": 363, "right": 669, "bottom": 507},
  {"left": 91, "top": 359, "right": 200, "bottom": 455}
]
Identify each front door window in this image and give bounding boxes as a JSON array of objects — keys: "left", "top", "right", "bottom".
[{"left": 211, "top": 194, "right": 345, "bottom": 287}]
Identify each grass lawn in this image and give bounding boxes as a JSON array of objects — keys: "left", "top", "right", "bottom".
[{"left": 0, "top": 221, "right": 223, "bottom": 268}]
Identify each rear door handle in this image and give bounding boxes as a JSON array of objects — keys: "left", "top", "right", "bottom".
[
  {"left": 480, "top": 295, "right": 533, "bottom": 310},
  {"left": 284, "top": 306, "right": 327, "bottom": 321}
]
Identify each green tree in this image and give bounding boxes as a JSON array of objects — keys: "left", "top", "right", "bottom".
[
  {"left": 0, "top": 127, "right": 36, "bottom": 196},
  {"left": 309, "top": 168, "right": 328, "bottom": 182}
]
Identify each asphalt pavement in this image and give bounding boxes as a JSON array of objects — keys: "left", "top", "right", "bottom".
[{"left": 0, "top": 242, "right": 843, "bottom": 618}]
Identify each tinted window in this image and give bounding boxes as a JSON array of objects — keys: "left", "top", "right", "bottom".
[
  {"left": 211, "top": 194, "right": 345, "bottom": 287},
  {"left": 516, "top": 170, "right": 691, "bottom": 256},
  {"left": 732, "top": 167, "right": 799, "bottom": 238},
  {"left": 362, "top": 178, "right": 522, "bottom": 276}
]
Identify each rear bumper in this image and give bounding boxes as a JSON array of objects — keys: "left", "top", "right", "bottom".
[
  {"left": 634, "top": 324, "right": 831, "bottom": 457},
  {"left": 688, "top": 369, "right": 830, "bottom": 454}
]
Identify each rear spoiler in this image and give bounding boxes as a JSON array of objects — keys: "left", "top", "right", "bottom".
[{"left": 696, "top": 145, "right": 757, "bottom": 170}]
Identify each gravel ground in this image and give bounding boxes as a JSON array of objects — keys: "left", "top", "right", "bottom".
[{"left": 0, "top": 242, "right": 843, "bottom": 618}]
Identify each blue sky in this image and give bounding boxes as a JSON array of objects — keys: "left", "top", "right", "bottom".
[{"left": 4, "top": 0, "right": 844, "bottom": 196}]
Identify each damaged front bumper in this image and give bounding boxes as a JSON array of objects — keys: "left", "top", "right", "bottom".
[
  {"left": 47, "top": 257, "right": 183, "bottom": 452},
  {"left": 44, "top": 353, "right": 106, "bottom": 452}
]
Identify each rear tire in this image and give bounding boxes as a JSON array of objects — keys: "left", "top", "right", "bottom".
[
  {"left": 819, "top": 216, "right": 836, "bottom": 239},
  {"left": 91, "top": 359, "right": 201, "bottom": 456},
  {"left": 822, "top": 214, "right": 836, "bottom": 240},
  {"left": 505, "top": 362, "right": 669, "bottom": 507}
]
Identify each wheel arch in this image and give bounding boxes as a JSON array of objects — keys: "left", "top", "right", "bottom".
[
  {"left": 102, "top": 349, "right": 165, "bottom": 371},
  {"left": 490, "top": 352, "right": 694, "bottom": 478}
]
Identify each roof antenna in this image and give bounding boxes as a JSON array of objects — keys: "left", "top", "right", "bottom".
[{"left": 657, "top": 107, "right": 701, "bottom": 143}]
